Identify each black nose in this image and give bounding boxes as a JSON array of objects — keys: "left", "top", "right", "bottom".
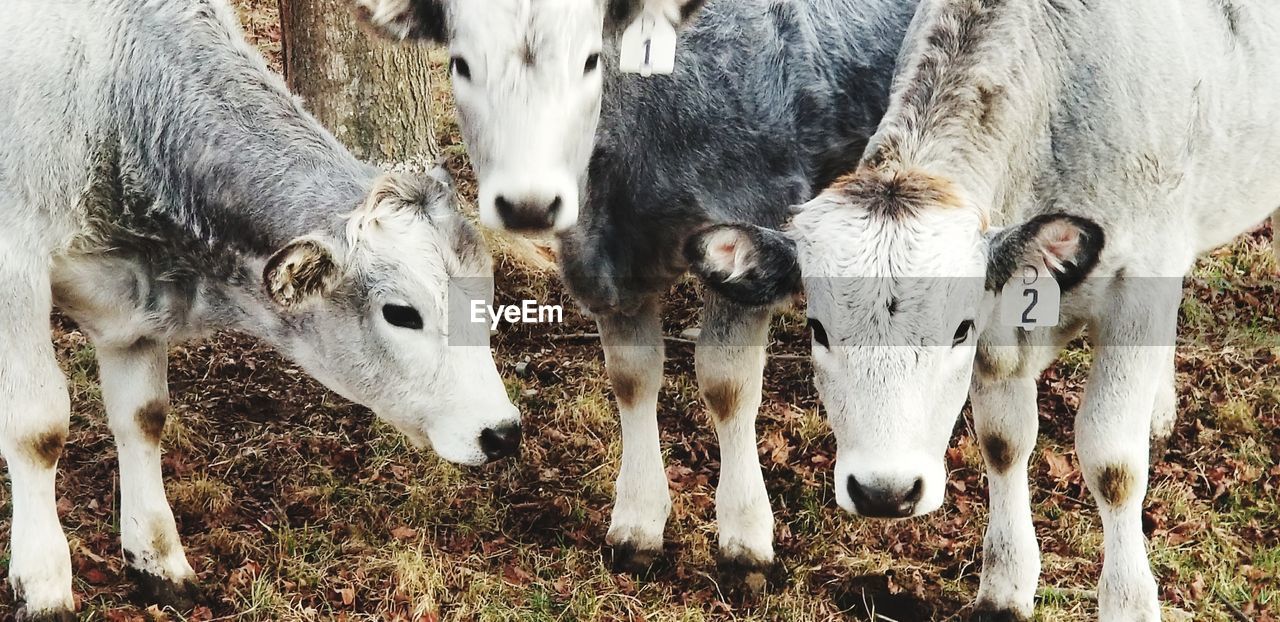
[
  {"left": 494, "top": 195, "right": 562, "bottom": 231},
  {"left": 479, "top": 423, "right": 522, "bottom": 462},
  {"left": 847, "top": 475, "right": 924, "bottom": 519}
]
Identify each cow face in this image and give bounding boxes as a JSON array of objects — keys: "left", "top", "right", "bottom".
[
  {"left": 355, "top": 0, "right": 707, "bottom": 234},
  {"left": 687, "top": 168, "right": 1103, "bottom": 519},
  {"left": 262, "top": 171, "right": 521, "bottom": 466}
]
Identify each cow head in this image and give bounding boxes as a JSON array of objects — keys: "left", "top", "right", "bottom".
[
  {"left": 355, "top": 0, "right": 707, "bottom": 233},
  {"left": 687, "top": 167, "right": 1104, "bottom": 518},
  {"left": 260, "top": 171, "right": 521, "bottom": 466}
]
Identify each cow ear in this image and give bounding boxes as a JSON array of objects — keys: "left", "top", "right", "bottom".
[
  {"left": 685, "top": 224, "right": 801, "bottom": 307},
  {"left": 986, "top": 214, "right": 1105, "bottom": 292},
  {"left": 264, "top": 237, "right": 343, "bottom": 309},
  {"left": 604, "top": 0, "right": 708, "bottom": 31},
  {"left": 354, "top": 0, "right": 448, "bottom": 43}
]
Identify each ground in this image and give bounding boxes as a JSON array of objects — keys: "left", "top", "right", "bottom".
[{"left": 1, "top": 2, "right": 1277, "bottom": 621}]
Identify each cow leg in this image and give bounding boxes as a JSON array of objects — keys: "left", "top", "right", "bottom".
[
  {"left": 600, "top": 299, "right": 670, "bottom": 571},
  {"left": 1, "top": 262, "right": 75, "bottom": 621},
  {"left": 695, "top": 293, "right": 774, "bottom": 584},
  {"left": 96, "top": 339, "right": 199, "bottom": 609},
  {"left": 1148, "top": 348, "right": 1176, "bottom": 462},
  {"left": 970, "top": 346, "right": 1060, "bottom": 621},
  {"left": 1076, "top": 285, "right": 1176, "bottom": 621}
]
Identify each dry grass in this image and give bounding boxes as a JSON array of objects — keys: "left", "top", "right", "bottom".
[{"left": 1, "top": 2, "right": 1277, "bottom": 621}]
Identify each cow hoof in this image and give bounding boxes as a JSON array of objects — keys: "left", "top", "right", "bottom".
[
  {"left": 608, "top": 543, "right": 663, "bottom": 575},
  {"left": 970, "top": 606, "right": 1029, "bottom": 622},
  {"left": 128, "top": 567, "right": 201, "bottom": 611},
  {"left": 15, "top": 605, "right": 76, "bottom": 622},
  {"left": 716, "top": 556, "right": 785, "bottom": 596}
]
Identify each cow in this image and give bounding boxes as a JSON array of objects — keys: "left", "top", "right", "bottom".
[
  {"left": 357, "top": 0, "right": 921, "bottom": 581},
  {"left": 0, "top": 1, "right": 520, "bottom": 618},
  {"left": 686, "top": 0, "right": 1280, "bottom": 618},
  {"left": 355, "top": 0, "right": 710, "bottom": 233}
]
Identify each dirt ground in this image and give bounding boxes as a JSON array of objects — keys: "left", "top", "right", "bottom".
[{"left": 1, "top": 2, "right": 1277, "bottom": 621}]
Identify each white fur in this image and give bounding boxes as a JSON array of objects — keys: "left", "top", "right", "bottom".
[
  {"left": 330, "top": 182, "right": 520, "bottom": 464},
  {"left": 446, "top": 0, "right": 604, "bottom": 233},
  {"left": 795, "top": 199, "right": 987, "bottom": 518},
  {"left": 969, "top": 355, "right": 1051, "bottom": 617},
  {"left": 601, "top": 297, "right": 777, "bottom": 568},
  {"left": 0, "top": 251, "right": 75, "bottom": 616},
  {"left": 601, "top": 333, "right": 671, "bottom": 556},
  {"left": 782, "top": 0, "right": 1280, "bottom": 618},
  {"left": 696, "top": 335, "right": 775, "bottom": 565},
  {"left": 97, "top": 342, "right": 198, "bottom": 586}
]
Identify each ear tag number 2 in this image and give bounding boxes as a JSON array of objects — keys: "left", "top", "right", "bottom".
[
  {"left": 619, "top": 11, "right": 677, "bottom": 77},
  {"left": 1000, "top": 261, "right": 1061, "bottom": 329}
]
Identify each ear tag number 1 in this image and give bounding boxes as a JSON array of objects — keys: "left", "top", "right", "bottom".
[
  {"left": 1000, "top": 261, "right": 1061, "bottom": 329},
  {"left": 619, "top": 11, "right": 677, "bottom": 77}
]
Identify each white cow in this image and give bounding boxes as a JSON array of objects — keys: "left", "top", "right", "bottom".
[
  {"left": 355, "top": 0, "right": 707, "bottom": 232},
  {"left": 687, "top": 0, "right": 1280, "bottom": 619},
  {"left": 1, "top": 1, "right": 519, "bottom": 618}
]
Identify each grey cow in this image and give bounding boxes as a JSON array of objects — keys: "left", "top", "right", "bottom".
[
  {"left": 357, "top": 0, "right": 920, "bottom": 578},
  {"left": 0, "top": 1, "right": 519, "bottom": 618}
]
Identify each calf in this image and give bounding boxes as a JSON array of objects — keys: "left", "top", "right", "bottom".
[
  {"left": 690, "top": 0, "right": 1280, "bottom": 618},
  {"left": 0, "top": 1, "right": 519, "bottom": 618},
  {"left": 564, "top": 0, "right": 919, "bottom": 579},
  {"left": 360, "top": 0, "right": 920, "bottom": 578}
]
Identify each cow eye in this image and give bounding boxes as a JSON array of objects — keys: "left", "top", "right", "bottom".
[
  {"left": 808, "top": 318, "right": 830, "bottom": 349},
  {"left": 383, "top": 304, "right": 424, "bottom": 330},
  {"left": 952, "top": 319, "right": 975, "bottom": 347},
  {"left": 584, "top": 52, "right": 601, "bottom": 74},
  {"left": 450, "top": 56, "right": 472, "bottom": 81}
]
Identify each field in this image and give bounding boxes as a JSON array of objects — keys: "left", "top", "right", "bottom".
[{"left": 1, "top": 2, "right": 1277, "bottom": 621}]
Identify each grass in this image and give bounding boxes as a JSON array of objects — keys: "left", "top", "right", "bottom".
[{"left": 1, "top": 2, "right": 1277, "bottom": 621}]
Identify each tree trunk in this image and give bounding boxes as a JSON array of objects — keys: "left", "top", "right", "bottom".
[{"left": 279, "top": 0, "right": 439, "bottom": 162}]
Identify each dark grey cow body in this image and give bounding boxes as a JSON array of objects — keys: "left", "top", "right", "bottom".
[
  {"left": 555, "top": 0, "right": 919, "bottom": 576},
  {"left": 1, "top": 1, "right": 515, "bottom": 617},
  {"left": 563, "top": 0, "right": 916, "bottom": 311}
]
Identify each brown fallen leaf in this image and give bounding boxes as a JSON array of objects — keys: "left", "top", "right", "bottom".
[
  {"left": 83, "top": 567, "right": 110, "bottom": 585},
  {"left": 502, "top": 563, "right": 534, "bottom": 587},
  {"left": 1043, "top": 448, "right": 1075, "bottom": 482},
  {"left": 391, "top": 526, "right": 418, "bottom": 541}
]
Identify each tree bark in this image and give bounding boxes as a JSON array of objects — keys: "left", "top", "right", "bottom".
[{"left": 279, "top": 0, "right": 439, "bottom": 162}]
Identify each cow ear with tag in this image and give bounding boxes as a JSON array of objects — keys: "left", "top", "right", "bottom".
[
  {"left": 986, "top": 215, "right": 1104, "bottom": 328},
  {"left": 354, "top": 0, "right": 449, "bottom": 43},
  {"left": 264, "top": 237, "right": 344, "bottom": 310},
  {"left": 607, "top": 0, "right": 707, "bottom": 76},
  {"left": 685, "top": 223, "right": 801, "bottom": 307}
]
